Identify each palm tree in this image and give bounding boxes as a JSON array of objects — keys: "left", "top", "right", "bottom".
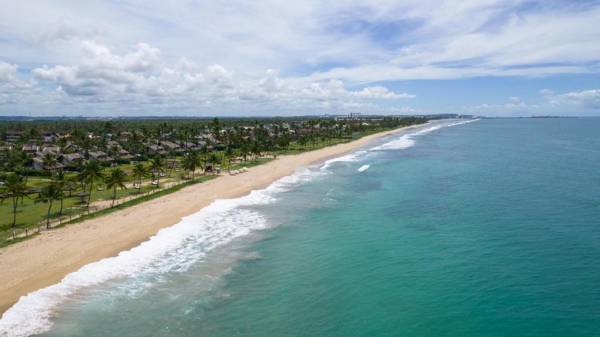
[
  {"left": 207, "top": 153, "right": 220, "bottom": 173},
  {"left": 224, "top": 146, "right": 233, "bottom": 173},
  {"left": 42, "top": 153, "right": 58, "bottom": 173},
  {"left": 36, "top": 182, "right": 63, "bottom": 229},
  {"left": 81, "top": 160, "right": 104, "bottom": 208},
  {"left": 12, "top": 150, "right": 31, "bottom": 185},
  {"left": 166, "top": 158, "right": 177, "bottom": 178},
  {"left": 63, "top": 176, "right": 77, "bottom": 198},
  {"left": 1, "top": 173, "right": 28, "bottom": 238},
  {"left": 182, "top": 151, "right": 200, "bottom": 179},
  {"left": 104, "top": 168, "right": 128, "bottom": 207},
  {"left": 132, "top": 162, "right": 148, "bottom": 189},
  {"left": 54, "top": 170, "right": 67, "bottom": 215},
  {"left": 149, "top": 157, "right": 165, "bottom": 188}
]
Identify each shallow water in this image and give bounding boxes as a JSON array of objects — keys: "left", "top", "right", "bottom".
[{"left": 3, "top": 118, "right": 600, "bottom": 337}]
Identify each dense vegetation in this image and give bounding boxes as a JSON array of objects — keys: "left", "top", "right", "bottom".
[{"left": 0, "top": 115, "right": 427, "bottom": 245}]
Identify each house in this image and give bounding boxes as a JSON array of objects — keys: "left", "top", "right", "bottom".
[
  {"left": 107, "top": 140, "right": 120, "bottom": 148},
  {"left": 88, "top": 151, "right": 112, "bottom": 162},
  {"left": 42, "top": 132, "right": 57, "bottom": 142},
  {"left": 41, "top": 145, "right": 60, "bottom": 155},
  {"left": 147, "top": 144, "right": 163, "bottom": 153},
  {"left": 62, "top": 153, "right": 83, "bottom": 165},
  {"left": 5, "top": 131, "right": 23, "bottom": 143},
  {"left": 62, "top": 142, "right": 80, "bottom": 153},
  {"left": 117, "top": 149, "right": 134, "bottom": 161},
  {"left": 182, "top": 142, "right": 195, "bottom": 149},
  {"left": 31, "top": 156, "right": 64, "bottom": 171},
  {"left": 22, "top": 144, "right": 40, "bottom": 154},
  {"left": 161, "top": 141, "right": 180, "bottom": 151}
]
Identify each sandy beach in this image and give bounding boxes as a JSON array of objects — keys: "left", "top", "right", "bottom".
[{"left": 0, "top": 126, "right": 413, "bottom": 314}]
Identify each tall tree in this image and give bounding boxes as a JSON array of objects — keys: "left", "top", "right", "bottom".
[
  {"left": 1, "top": 173, "right": 28, "bottom": 238},
  {"left": 149, "top": 157, "right": 165, "bottom": 188},
  {"left": 182, "top": 151, "right": 200, "bottom": 179},
  {"left": 36, "top": 182, "right": 63, "bottom": 229},
  {"left": 42, "top": 152, "right": 58, "bottom": 173},
  {"left": 132, "top": 162, "right": 148, "bottom": 189},
  {"left": 81, "top": 160, "right": 104, "bottom": 209},
  {"left": 104, "top": 168, "right": 127, "bottom": 207},
  {"left": 54, "top": 170, "right": 67, "bottom": 215}
]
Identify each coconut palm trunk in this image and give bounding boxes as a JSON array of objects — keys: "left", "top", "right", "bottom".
[
  {"left": 11, "top": 196, "right": 18, "bottom": 239},
  {"left": 112, "top": 185, "right": 117, "bottom": 207},
  {"left": 87, "top": 180, "right": 94, "bottom": 209},
  {"left": 46, "top": 200, "right": 54, "bottom": 229}
]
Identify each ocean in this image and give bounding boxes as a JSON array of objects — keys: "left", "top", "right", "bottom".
[{"left": 2, "top": 118, "right": 600, "bottom": 337}]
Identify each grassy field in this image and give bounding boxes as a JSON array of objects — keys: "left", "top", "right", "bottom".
[
  {"left": 0, "top": 157, "right": 273, "bottom": 245},
  {"left": 0, "top": 130, "right": 400, "bottom": 246}
]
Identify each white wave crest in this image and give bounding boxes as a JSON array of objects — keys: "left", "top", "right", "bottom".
[
  {"left": 0, "top": 167, "right": 320, "bottom": 337},
  {"left": 372, "top": 119, "right": 478, "bottom": 151},
  {"left": 357, "top": 164, "right": 370, "bottom": 173},
  {"left": 320, "top": 150, "right": 367, "bottom": 170}
]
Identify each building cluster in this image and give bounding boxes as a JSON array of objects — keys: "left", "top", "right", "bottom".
[{"left": 0, "top": 116, "right": 428, "bottom": 173}]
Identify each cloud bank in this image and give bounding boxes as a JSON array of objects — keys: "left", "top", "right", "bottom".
[{"left": 0, "top": 0, "right": 599, "bottom": 115}]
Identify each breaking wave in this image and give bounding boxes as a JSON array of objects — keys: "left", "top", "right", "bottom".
[
  {"left": 0, "top": 118, "right": 479, "bottom": 337},
  {"left": 357, "top": 165, "right": 370, "bottom": 173},
  {"left": 372, "top": 119, "right": 479, "bottom": 151},
  {"left": 0, "top": 168, "right": 320, "bottom": 337}
]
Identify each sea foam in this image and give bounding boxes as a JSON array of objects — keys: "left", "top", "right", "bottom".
[
  {"left": 357, "top": 165, "right": 370, "bottom": 173},
  {"left": 320, "top": 150, "right": 368, "bottom": 171},
  {"left": 372, "top": 119, "right": 478, "bottom": 151},
  {"left": 0, "top": 118, "right": 479, "bottom": 337},
  {"left": 0, "top": 167, "right": 320, "bottom": 337}
]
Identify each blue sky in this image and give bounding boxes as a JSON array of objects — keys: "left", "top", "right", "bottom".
[{"left": 0, "top": 0, "right": 599, "bottom": 117}]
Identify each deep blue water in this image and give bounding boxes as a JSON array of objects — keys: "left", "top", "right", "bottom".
[{"left": 4, "top": 118, "right": 600, "bottom": 337}]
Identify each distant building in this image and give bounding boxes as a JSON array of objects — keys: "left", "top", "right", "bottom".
[
  {"left": 88, "top": 151, "right": 112, "bottom": 162},
  {"left": 22, "top": 144, "right": 39, "bottom": 154},
  {"left": 5, "top": 131, "right": 23, "bottom": 143},
  {"left": 161, "top": 141, "right": 180, "bottom": 151},
  {"left": 42, "top": 132, "right": 57, "bottom": 142},
  {"left": 62, "top": 153, "right": 83, "bottom": 165}
]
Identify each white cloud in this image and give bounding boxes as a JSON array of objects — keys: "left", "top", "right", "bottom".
[
  {"left": 355, "top": 86, "right": 415, "bottom": 99},
  {"left": 3, "top": 1, "right": 600, "bottom": 80},
  {"left": 467, "top": 89, "right": 600, "bottom": 116},
  {"left": 543, "top": 88, "right": 600, "bottom": 110},
  {"left": 30, "top": 41, "right": 413, "bottom": 114},
  {"left": 0, "top": 61, "right": 38, "bottom": 105},
  {"left": 0, "top": 1, "right": 599, "bottom": 115},
  {"left": 0, "top": 62, "right": 19, "bottom": 83}
]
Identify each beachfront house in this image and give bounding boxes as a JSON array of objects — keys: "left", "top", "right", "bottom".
[
  {"left": 89, "top": 151, "right": 112, "bottom": 162},
  {"left": 62, "top": 153, "right": 84, "bottom": 166}
]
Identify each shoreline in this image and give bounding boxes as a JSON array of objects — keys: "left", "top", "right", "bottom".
[{"left": 0, "top": 125, "right": 418, "bottom": 314}]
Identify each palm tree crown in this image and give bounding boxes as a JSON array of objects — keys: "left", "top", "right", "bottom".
[
  {"left": 1, "top": 173, "right": 28, "bottom": 237},
  {"left": 104, "top": 167, "right": 128, "bottom": 207},
  {"left": 132, "top": 162, "right": 148, "bottom": 188},
  {"left": 81, "top": 160, "right": 104, "bottom": 208},
  {"left": 149, "top": 157, "right": 165, "bottom": 187},
  {"left": 182, "top": 151, "right": 200, "bottom": 179},
  {"left": 36, "top": 182, "right": 63, "bottom": 229}
]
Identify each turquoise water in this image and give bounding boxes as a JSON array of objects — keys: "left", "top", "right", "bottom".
[{"left": 5, "top": 118, "right": 600, "bottom": 337}]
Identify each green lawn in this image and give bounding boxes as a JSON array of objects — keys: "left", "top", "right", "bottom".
[
  {"left": 0, "top": 127, "right": 404, "bottom": 246},
  {"left": 0, "top": 160, "right": 206, "bottom": 244}
]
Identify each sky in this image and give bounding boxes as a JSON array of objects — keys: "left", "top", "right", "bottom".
[{"left": 0, "top": 0, "right": 599, "bottom": 117}]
